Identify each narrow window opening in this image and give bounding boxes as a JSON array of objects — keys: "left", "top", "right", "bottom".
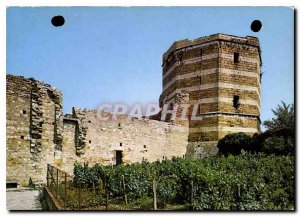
[
  {"left": 22, "top": 110, "right": 26, "bottom": 114},
  {"left": 118, "top": 123, "right": 121, "bottom": 128},
  {"left": 144, "top": 145, "right": 146, "bottom": 148},
  {"left": 233, "top": 95, "right": 240, "bottom": 109},
  {"left": 88, "top": 120, "right": 91, "bottom": 123},
  {"left": 21, "top": 136, "right": 24, "bottom": 139},
  {"left": 234, "top": 52, "right": 239, "bottom": 64},
  {"left": 89, "top": 140, "right": 91, "bottom": 144},
  {"left": 197, "top": 103, "right": 201, "bottom": 115},
  {"left": 199, "top": 134, "right": 205, "bottom": 141},
  {"left": 120, "top": 143, "right": 122, "bottom": 147},
  {"left": 166, "top": 60, "right": 170, "bottom": 68},
  {"left": 177, "top": 52, "right": 183, "bottom": 62}
]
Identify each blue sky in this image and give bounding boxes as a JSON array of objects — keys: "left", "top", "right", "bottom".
[{"left": 7, "top": 7, "right": 294, "bottom": 127}]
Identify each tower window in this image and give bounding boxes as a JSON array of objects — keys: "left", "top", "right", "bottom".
[
  {"left": 22, "top": 110, "right": 27, "bottom": 114},
  {"left": 234, "top": 52, "right": 239, "bottom": 63},
  {"left": 120, "top": 143, "right": 122, "bottom": 147},
  {"left": 144, "top": 145, "right": 147, "bottom": 148},
  {"left": 233, "top": 95, "right": 240, "bottom": 109},
  {"left": 89, "top": 140, "right": 91, "bottom": 144},
  {"left": 21, "top": 136, "right": 24, "bottom": 139},
  {"left": 166, "top": 61, "right": 170, "bottom": 68},
  {"left": 118, "top": 123, "right": 121, "bottom": 128},
  {"left": 177, "top": 52, "right": 183, "bottom": 62}
]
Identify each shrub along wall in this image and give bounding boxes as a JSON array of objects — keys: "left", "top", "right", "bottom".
[{"left": 73, "top": 155, "right": 294, "bottom": 210}]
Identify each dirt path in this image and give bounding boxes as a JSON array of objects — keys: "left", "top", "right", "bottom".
[{"left": 6, "top": 188, "right": 42, "bottom": 210}]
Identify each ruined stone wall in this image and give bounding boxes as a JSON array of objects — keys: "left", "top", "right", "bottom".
[
  {"left": 59, "top": 108, "right": 189, "bottom": 174},
  {"left": 7, "top": 75, "right": 189, "bottom": 183},
  {"left": 7, "top": 75, "right": 32, "bottom": 186},
  {"left": 59, "top": 118, "right": 78, "bottom": 174},
  {"left": 6, "top": 75, "right": 63, "bottom": 186}
]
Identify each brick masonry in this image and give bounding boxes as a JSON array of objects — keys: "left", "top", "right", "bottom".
[
  {"left": 6, "top": 33, "right": 261, "bottom": 185},
  {"left": 160, "top": 33, "right": 261, "bottom": 158}
]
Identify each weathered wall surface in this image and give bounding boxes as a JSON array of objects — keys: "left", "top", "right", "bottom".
[
  {"left": 59, "top": 109, "right": 189, "bottom": 174},
  {"left": 59, "top": 118, "right": 78, "bottom": 174},
  {"left": 6, "top": 75, "right": 63, "bottom": 186},
  {"left": 6, "top": 75, "right": 189, "bottom": 183},
  {"left": 7, "top": 75, "right": 32, "bottom": 186}
]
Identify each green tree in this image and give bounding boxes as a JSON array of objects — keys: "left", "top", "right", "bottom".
[
  {"left": 261, "top": 101, "right": 295, "bottom": 155},
  {"left": 263, "top": 101, "right": 294, "bottom": 131}
]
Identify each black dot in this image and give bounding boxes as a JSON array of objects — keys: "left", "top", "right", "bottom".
[
  {"left": 251, "top": 20, "right": 262, "bottom": 32},
  {"left": 51, "top": 15, "right": 65, "bottom": 27}
]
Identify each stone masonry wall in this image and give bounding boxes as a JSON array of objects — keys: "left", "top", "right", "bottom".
[
  {"left": 58, "top": 108, "right": 189, "bottom": 174},
  {"left": 7, "top": 75, "right": 32, "bottom": 186},
  {"left": 6, "top": 75, "right": 63, "bottom": 186},
  {"left": 7, "top": 75, "right": 189, "bottom": 183}
]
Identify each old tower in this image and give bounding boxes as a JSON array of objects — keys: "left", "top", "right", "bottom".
[{"left": 160, "top": 34, "right": 261, "bottom": 157}]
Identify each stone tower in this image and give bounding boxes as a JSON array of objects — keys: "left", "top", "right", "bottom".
[{"left": 160, "top": 34, "right": 261, "bottom": 158}]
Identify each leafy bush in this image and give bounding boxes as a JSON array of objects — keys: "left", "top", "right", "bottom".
[
  {"left": 261, "top": 136, "right": 294, "bottom": 156},
  {"left": 72, "top": 155, "right": 294, "bottom": 210},
  {"left": 217, "top": 132, "right": 254, "bottom": 156}
]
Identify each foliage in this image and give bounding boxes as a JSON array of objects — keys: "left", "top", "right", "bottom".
[
  {"left": 217, "top": 102, "right": 295, "bottom": 156},
  {"left": 263, "top": 101, "right": 294, "bottom": 131},
  {"left": 217, "top": 132, "right": 254, "bottom": 156},
  {"left": 72, "top": 155, "right": 294, "bottom": 210},
  {"left": 259, "top": 101, "right": 295, "bottom": 155},
  {"left": 261, "top": 136, "right": 294, "bottom": 156}
]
